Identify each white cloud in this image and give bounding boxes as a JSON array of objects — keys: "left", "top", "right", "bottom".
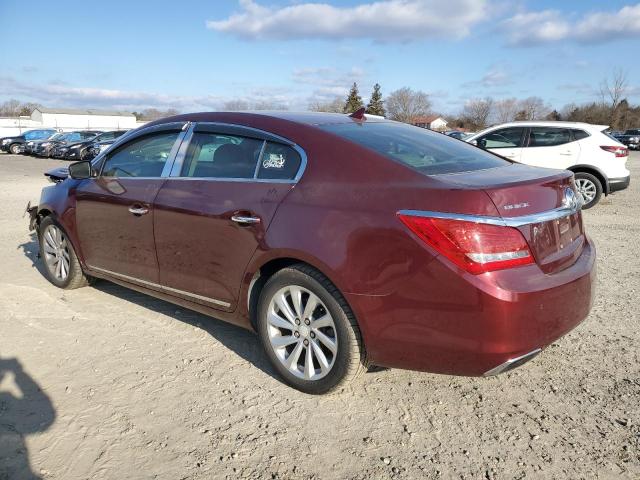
[
  {"left": 462, "top": 65, "right": 512, "bottom": 89},
  {"left": 0, "top": 76, "right": 295, "bottom": 111},
  {"left": 503, "top": 4, "right": 640, "bottom": 46},
  {"left": 207, "top": 0, "right": 487, "bottom": 41}
]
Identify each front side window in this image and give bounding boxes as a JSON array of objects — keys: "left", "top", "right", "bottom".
[
  {"left": 102, "top": 131, "right": 179, "bottom": 178},
  {"left": 321, "top": 122, "right": 510, "bottom": 175},
  {"left": 527, "top": 127, "right": 572, "bottom": 147},
  {"left": 478, "top": 127, "right": 525, "bottom": 149},
  {"left": 96, "top": 132, "right": 115, "bottom": 142},
  {"left": 181, "top": 132, "right": 263, "bottom": 178}
]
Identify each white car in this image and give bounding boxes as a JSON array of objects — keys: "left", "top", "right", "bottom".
[{"left": 465, "top": 121, "right": 630, "bottom": 208}]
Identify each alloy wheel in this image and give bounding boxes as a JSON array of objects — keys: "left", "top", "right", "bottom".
[
  {"left": 575, "top": 178, "right": 597, "bottom": 204},
  {"left": 266, "top": 286, "right": 338, "bottom": 380},
  {"left": 42, "top": 225, "right": 71, "bottom": 281}
]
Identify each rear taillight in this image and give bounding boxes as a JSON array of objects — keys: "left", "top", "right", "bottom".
[
  {"left": 398, "top": 214, "right": 534, "bottom": 274},
  {"left": 600, "top": 145, "right": 628, "bottom": 157}
]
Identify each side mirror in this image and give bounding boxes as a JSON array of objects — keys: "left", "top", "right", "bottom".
[
  {"left": 477, "top": 138, "right": 487, "bottom": 149},
  {"left": 68, "top": 161, "right": 92, "bottom": 179}
]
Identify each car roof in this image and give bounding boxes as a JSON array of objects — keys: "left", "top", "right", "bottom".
[
  {"left": 492, "top": 121, "right": 609, "bottom": 131},
  {"left": 150, "top": 111, "right": 388, "bottom": 128}
]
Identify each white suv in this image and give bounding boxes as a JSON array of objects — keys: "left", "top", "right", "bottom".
[{"left": 465, "top": 122, "right": 630, "bottom": 208}]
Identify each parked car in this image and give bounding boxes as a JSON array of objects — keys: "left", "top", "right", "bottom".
[
  {"left": 465, "top": 121, "right": 630, "bottom": 208},
  {"left": 60, "top": 130, "right": 128, "bottom": 160},
  {"left": 613, "top": 129, "right": 640, "bottom": 150},
  {"left": 28, "top": 112, "right": 595, "bottom": 394},
  {"left": 39, "top": 131, "right": 101, "bottom": 158},
  {"left": 445, "top": 130, "right": 473, "bottom": 141},
  {"left": 84, "top": 139, "right": 119, "bottom": 160},
  {"left": 0, "top": 129, "right": 58, "bottom": 154}
]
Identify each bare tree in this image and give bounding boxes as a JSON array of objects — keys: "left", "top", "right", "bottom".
[
  {"left": 600, "top": 68, "right": 628, "bottom": 110},
  {"left": 462, "top": 97, "right": 494, "bottom": 130},
  {"left": 223, "top": 100, "right": 249, "bottom": 111},
  {"left": 0, "top": 99, "right": 42, "bottom": 117},
  {"left": 385, "top": 87, "right": 431, "bottom": 123},
  {"left": 308, "top": 97, "right": 345, "bottom": 113},
  {"left": 138, "top": 108, "right": 180, "bottom": 120},
  {"left": 516, "top": 97, "right": 550, "bottom": 121},
  {"left": 253, "top": 101, "right": 288, "bottom": 111},
  {"left": 493, "top": 98, "right": 519, "bottom": 123}
]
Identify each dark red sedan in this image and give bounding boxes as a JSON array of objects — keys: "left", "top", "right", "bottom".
[{"left": 29, "top": 111, "right": 595, "bottom": 394}]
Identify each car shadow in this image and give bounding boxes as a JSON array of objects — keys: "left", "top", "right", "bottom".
[
  {"left": 18, "top": 233, "right": 279, "bottom": 382},
  {"left": 92, "top": 281, "right": 280, "bottom": 381},
  {"left": 0, "top": 357, "right": 56, "bottom": 480}
]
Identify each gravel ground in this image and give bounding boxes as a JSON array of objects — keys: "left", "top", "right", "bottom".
[{"left": 0, "top": 152, "right": 638, "bottom": 480}]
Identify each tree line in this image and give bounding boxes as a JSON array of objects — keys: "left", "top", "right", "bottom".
[{"left": 2, "top": 70, "right": 637, "bottom": 130}]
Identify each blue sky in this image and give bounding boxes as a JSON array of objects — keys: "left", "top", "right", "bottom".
[{"left": 0, "top": 0, "right": 639, "bottom": 114}]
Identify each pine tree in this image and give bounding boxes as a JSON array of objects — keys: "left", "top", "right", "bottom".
[
  {"left": 343, "top": 82, "right": 364, "bottom": 113},
  {"left": 366, "top": 83, "right": 385, "bottom": 117}
]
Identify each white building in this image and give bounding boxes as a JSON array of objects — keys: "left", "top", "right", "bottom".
[
  {"left": 31, "top": 107, "right": 138, "bottom": 130},
  {"left": 412, "top": 115, "right": 449, "bottom": 131},
  {"left": 0, "top": 108, "right": 144, "bottom": 137}
]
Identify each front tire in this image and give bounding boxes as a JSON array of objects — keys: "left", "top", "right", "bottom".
[
  {"left": 38, "top": 217, "right": 89, "bottom": 289},
  {"left": 574, "top": 172, "right": 602, "bottom": 209},
  {"left": 256, "top": 264, "right": 368, "bottom": 394},
  {"left": 9, "top": 143, "right": 21, "bottom": 154}
]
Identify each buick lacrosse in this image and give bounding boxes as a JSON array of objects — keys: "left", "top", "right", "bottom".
[{"left": 29, "top": 111, "right": 595, "bottom": 394}]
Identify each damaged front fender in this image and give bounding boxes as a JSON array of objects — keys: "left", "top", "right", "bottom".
[{"left": 25, "top": 201, "right": 39, "bottom": 231}]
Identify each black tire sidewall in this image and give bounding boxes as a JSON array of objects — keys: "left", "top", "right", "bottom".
[
  {"left": 575, "top": 172, "right": 602, "bottom": 209},
  {"left": 38, "top": 217, "right": 77, "bottom": 288},
  {"left": 256, "top": 268, "right": 357, "bottom": 394}
]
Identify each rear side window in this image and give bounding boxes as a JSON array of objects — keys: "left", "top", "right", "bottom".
[
  {"left": 527, "top": 127, "right": 572, "bottom": 147},
  {"left": 102, "top": 132, "right": 179, "bottom": 178},
  {"left": 572, "top": 129, "right": 590, "bottom": 141},
  {"left": 478, "top": 127, "right": 525, "bottom": 149},
  {"left": 321, "top": 122, "right": 509, "bottom": 175},
  {"left": 257, "top": 142, "right": 302, "bottom": 180},
  {"left": 181, "top": 132, "right": 263, "bottom": 179}
]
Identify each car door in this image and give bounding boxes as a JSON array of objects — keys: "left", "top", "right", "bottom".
[
  {"left": 520, "top": 127, "right": 580, "bottom": 169},
  {"left": 153, "top": 123, "right": 304, "bottom": 311},
  {"left": 75, "top": 123, "right": 186, "bottom": 284},
  {"left": 476, "top": 127, "right": 526, "bottom": 162}
]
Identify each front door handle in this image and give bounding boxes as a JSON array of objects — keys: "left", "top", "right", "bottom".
[
  {"left": 231, "top": 214, "right": 260, "bottom": 225},
  {"left": 128, "top": 205, "right": 149, "bottom": 216}
]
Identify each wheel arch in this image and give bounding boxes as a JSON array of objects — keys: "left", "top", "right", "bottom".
[
  {"left": 567, "top": 165, "right": 609, "bottom": 195},
  {"left": 244, "top": 253, "right": 355, "bottom": 333}
]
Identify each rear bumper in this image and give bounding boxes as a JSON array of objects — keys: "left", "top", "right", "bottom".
[
  {"left": 609, "top": 175, "right": 630, "bottom": 193},
  {"left": 348, "top": 236, "right": 596, "bottom": 376}
]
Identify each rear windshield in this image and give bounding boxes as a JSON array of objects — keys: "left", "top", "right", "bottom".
[{"left": 320, "top": 122, "right": 509, "bottom": 175}]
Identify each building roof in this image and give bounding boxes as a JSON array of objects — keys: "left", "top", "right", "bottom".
[
  {"left": 411, "top": 115, "right": 446, "bottom": 124},
  {"left": 35, "top": 107, "right": 135, "bottom": 117}
]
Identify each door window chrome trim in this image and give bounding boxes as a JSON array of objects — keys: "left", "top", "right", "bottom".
[
  {"left": 168, "top": 121, "right": 308, "bottom": 184},
  {"left": 398, "top": 203, "right": 582, "bottom": 228},
  {"left": 88, "top": 265, "right": 231, "bottom": 308},
  {"left": 95, "top": 123, "right": 188, "bottom": 179}
]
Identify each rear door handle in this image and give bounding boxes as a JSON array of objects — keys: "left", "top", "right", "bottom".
[
  {"left": 128, "top": 205, "right": 149, "bottom": 216},
  {"left": 231, "top": 214, "right": 260, "bottom": 225}
]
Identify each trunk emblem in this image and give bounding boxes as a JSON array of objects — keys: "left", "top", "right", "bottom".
[{"left": 503, "top": 202, "right": 529, "bottom": 211}]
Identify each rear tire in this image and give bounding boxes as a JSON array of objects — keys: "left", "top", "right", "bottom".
[
  {"left": 38, "top": 217, "right": 89, "bottom": 289},
  {"left": 574, "top": 172, "right": 602, "bottom": 209},
  {"left": 256, "top": 264, "right": 368, "bottom": 394}
]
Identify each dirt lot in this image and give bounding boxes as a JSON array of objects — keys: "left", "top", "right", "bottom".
[{"left": 0, "top": 152, "right": 638, "bottom": 480}]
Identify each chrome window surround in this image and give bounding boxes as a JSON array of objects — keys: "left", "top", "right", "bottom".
[
  {"left": 88, "top": 121, "right": 308, "bottom": 184},
  {"left": 88, "top": 265, "right": 231, "bottom": 308},
  {"left": 399, "top": 202, "right": 582, "bottom": 228},
  {"left": 166, "top": 122, "right": 308, "bottom": 184},
  {"left": 92, "top": 121, "right": 189, "bottom": 179}
]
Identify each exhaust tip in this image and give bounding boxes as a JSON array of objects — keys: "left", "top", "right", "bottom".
[{"left": 483, "top": 348, "right": 542, "bottom": 377}]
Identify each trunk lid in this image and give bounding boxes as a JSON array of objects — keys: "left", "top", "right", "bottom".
[{"left": 435, "top": 164, "right": 585, "bottom": 274}]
